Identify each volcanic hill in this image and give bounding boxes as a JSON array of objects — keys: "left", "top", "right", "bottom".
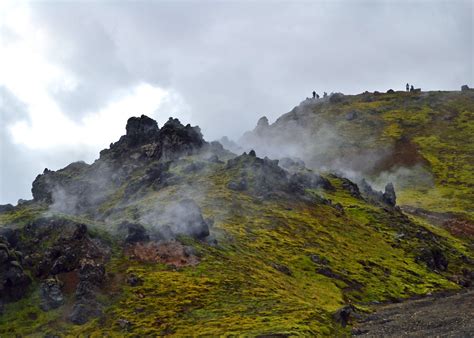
[{"left": 0, "top": 89, "right": 473, "bottom": 336}]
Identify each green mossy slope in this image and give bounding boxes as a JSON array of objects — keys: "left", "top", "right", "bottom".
[{"left": 2, "top": 158, "right": 471, "bottom": 336}]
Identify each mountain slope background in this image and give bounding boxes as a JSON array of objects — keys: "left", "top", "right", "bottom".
[
  {"left": 239, "top": 89, "right": 474, "bottom": 228},
  {"left": 0, "top": 89, "right": 473, "bottom": 336}
]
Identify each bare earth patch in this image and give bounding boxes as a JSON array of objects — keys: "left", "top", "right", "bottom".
[
  {"left": 126, "top": 241, "right": 200, "bottom": 267},
  {"left": 353, "top": 289, "right": 474, "bottom": 337}
]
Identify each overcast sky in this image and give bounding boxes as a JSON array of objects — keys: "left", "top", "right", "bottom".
[{"left": 0, "top": 0, "right": 472, "bottom": 204}]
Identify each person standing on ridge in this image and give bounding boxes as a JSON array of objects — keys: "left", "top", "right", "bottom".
[
  {"left": 312, "top": 91, "right": 316, "bottom": 99},
  {"left": 406, "top": 83, "right": 409, "bottom": 91}
]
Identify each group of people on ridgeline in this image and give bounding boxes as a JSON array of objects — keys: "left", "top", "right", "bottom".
[
  {"left": 312, "top": 91, "right": 327, "bottom": 99},
  {"left": 311, "top": 83, "right": 419, "bottom": 99}
]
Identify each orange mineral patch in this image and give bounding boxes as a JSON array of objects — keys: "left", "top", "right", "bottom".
[{"left": 126, "top": 241, "right": 200, "bottom": 267}]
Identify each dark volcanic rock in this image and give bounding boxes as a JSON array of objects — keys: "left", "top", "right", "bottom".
[
  {"left": 271, "top": 263, "right": 292, "bottom": 276},
  {"left": 127, "top": 274, "right": 143, "bottom": 287},
  {"left": 341, "top": 178, "right": 362, "bottom": 199},
  {"left": 383, "top": 182, "right": 396, "bottom": 206},
  {"left": 0, "top": 237, "right": 31, "bottom": 302},
  {"left": 118, "top": 222, "right": 150, "bottom": 244},
  {"left": 40, "top": 278, "right": 64, "bottom": 311},
  {"left": 78, "top": 259, "right": 106, "bottom": 287},
  {"left": 288, "top": 172, "right": 333, "bottom": 194},
  {"left": 360, "top": 179, "right": 397, "bottom": 207},
  {"left": 69, "top": 299, "right": 103, "bottom": 325},
  {"left": 68, "top": 259, "right": 106, "bottom": 325},
  {"left": 0, "top": 227, "right": 19, "bottom": 247},
  {"left": 310, "top": 254, "right": 329, "bottom": 265},
  {"left": 226, "top": 153, "right": 288, "bottom": 196},
  {"left": 334, "top": 305, "right": 354, "bottom": 327},
  {"left": 329, "top": 92, "right": 345, "bottom": 103},
  {"left": 416, "top": 247, "right": 448, "bottom": 271},
  {"left": 18, "top": 217, "right": 107, "bottom": 277},
  {"left": 126, "top": 115, "right": 159, "bottom": 145},
  {"left": 159, "top": 118, "right": 206, "bottom": 160},
  {"left": 0, "top": 204, "right": 14, "bottom": 213}
]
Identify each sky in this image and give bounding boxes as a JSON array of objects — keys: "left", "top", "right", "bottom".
[{"left": 0, "top": 0, "right": 473, "bottom": 204}]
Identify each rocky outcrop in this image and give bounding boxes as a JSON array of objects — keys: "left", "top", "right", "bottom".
[
  {"left": 288, "top": 171, "right": 333, "bottom": 194},
  {"left": 0, "top": 236, "right": 31, "bottom": 302},
  {"left": 227, "top": 152, "right": 333, "bottom": 198},
  {"left": 416, "top": 247, "right": 448, "bottom": 272},
  {"left": 359, "top": 180, "right": 397, "bottom": 207},
  {"left": 125, "top": 115, "right": 159, "bottom": 146},
  {"left": 382, "top": 183, "right": 396, "bottom": 206},
  {"left": 69, "top": 259, "right": 106, "bottom": 325},
  {"left": 0, "top": 204, "right": 14, "bottom": 213},
  {"left": 118, "top": 222, "right": 150, "bottom": 244},
  {"left": 32, "top": 116, "right": 208, "bottom": 215},
  {"left": 159, "top": 118, "right": 206, "bottom": 160},
  {"left": 101, "top": 116, "right": 206, "bottom": 162},
  {"left": 340, "top": 177, "right": 362, "bottom": 199},
  {"left": 17, "top": 217, "right": 107, "bottom": 277},
  {"left": 226, "top": 152, "right": 288, "bottom": 197}
]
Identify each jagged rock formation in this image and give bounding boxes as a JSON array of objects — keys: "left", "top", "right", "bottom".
[
  {"left": 31, "top": 116, "right": 212, "bottom": 216},
  {"left": 100, "top": 116, "right": 206, "bottom": 161},
  {"left": 359, "top": 179, "right": 397, "bottom": 207},
  {"left": 226, "top": 150, "right": 333, "bottom": 199}
]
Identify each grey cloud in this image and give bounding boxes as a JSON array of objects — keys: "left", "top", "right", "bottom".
[
  {"left": 28, "top": 1, "right": 472, "bottom": 137},
  {"left": 1, "top": 0, "right": 472, "bottom": 203}
]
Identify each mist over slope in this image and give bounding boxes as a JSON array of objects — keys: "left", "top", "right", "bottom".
[
  {"left": 238, "top": 89, "right": 474, "bottom": 222},
  {"left": 0, "top": 90, "right": 473, "bottom": 336}
]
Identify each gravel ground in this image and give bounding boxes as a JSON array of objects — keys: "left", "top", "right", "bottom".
[{"left": 353, "top": 288, "right": 474, "bottom": 337}]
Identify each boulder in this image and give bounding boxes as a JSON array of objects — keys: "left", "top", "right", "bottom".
[
  {"left": 78, "top": 259, "right": 105, "bottom": 286},
  {"left": 40, "top": 278, "right": 64, "bottom": 311},
  {"left": 461, "top": 85, "right": 471, "bottom": 91},
  {"left": 118, "top": 222, "right": 150, "bottom": 244},
  {"left": 271, "top": 263, "right": 292, "bottom": 276},
  {"left": 333, "top": 305, "right": 355, "bottom": 327},
  {"left": 127, "top": 274, "right": 143, "bottom": 287}
]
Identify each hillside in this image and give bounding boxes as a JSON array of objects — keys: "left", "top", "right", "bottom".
[
  {"left": 240, "top": 89, "right": 474, "bottom": 235},
  {"left": 0, "top": 93, "right": 473, "bottom": 336}
]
